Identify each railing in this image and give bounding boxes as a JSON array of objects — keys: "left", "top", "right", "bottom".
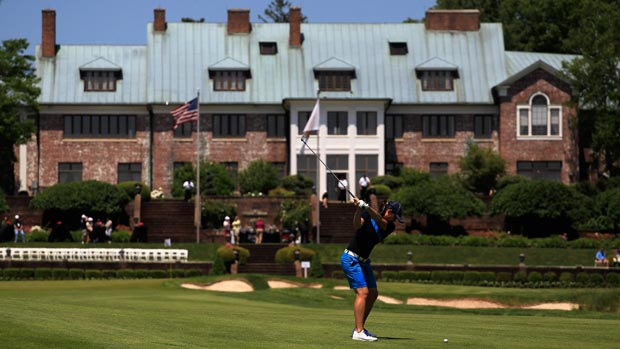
[{"left": 1, "top": 248, "right": 188, "bottom": 263}]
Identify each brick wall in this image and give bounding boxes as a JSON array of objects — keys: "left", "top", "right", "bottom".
[
  {"left": 498, "top": 68, "right": 578, "bottom": 182},
  {"left": 425, "top": 10, "right": 480, "bottom": 31},
  {"left": 227, "top": 9, "right": 250, "bottom": 34}
]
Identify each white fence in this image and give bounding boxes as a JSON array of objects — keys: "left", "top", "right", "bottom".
[{"left": 1, "top": 248, "right": 188, "bottom": 263}]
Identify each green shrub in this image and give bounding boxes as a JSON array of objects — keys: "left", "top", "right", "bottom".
[
  {"left": 101, "top": 270, "right": 117, "bottom": 279},
  {"left": 216, "top": 245, "right": 250, "bottom": 264},
  {"left": 85, "top": 270, "right": 101, "bottom": 279},
  {"left": 527, "top": 271, "right": 543, "bottom": 283},
  {"left": 117, "top": 181, "right": 151, "bottom": 201},
  {"left": 149, "top": 270, "right": 167, "bottom": 279},
  {"left": 372, "top": 184, "right": 392, "bottom": 197},
  {"left": 381, "top": 271, "right": 398, "bottom": 281},
  {"left": 34, "top": 268, "right": 53, "bottom": 280},
  {"left": 171, "top": 269, "right": 186, "bottom": 278},
  {"left": 479, "top": 271, "right": 496, "bottom": 282},
  {"left": 202, "top": 200, "right": 237, "bottom": 230},
  {"left": 559, "top": 272, "right": 574, "bottom": 284},
  {"left": 135, "top": 269, "right": 149, "bottom": 279},
  {"left": 309, "top": 252, "right": 325, "bottom": 278},
  {"left": 431, "top": 270, "right": 459, "bottom": 284},
  {"left": 28, "top": 228, "right": 49, "bottom": 242},
  {"left": 543, "top": 271, "right": 558, "bottom": 282},
  {"left": 532, "top": 236, "right": 568, "bottom": 248},
  {"left": 589, "top": 273, "right": 605, "bottom": 287},
  {"left": 112, "top": 230, "right": 131, "bottom": 243},
  {"left": 496, "top": 272, "right": 512, "bottom": 282},
  {"left": 274, "top": 246, "right": 315, "bottom": 264},
  {"left": 279, "top": 174, "right": 314, "bottom": 196},
  {"left": 576, "top": 272, "right": 590, "bottom": 285},
  {"left": 513, "top": 271, "right": 527, "bottom": 283},
  {"left": 210, "top": 253, "right": 227, "bottom": 275},
  {"left": 463, "top": 271, "right": 481, "bottom": 285},
  {"left": 69, "top": 269, "right": 84, "bottom": 280},
  {"left": 569, "top": 238, "right": 603, "bottom": 249},
  {"left": 116, "top": 269, "right": 136, "bottom": 279},
  {"left": 239, "top": 159, "right": 279, "bottom": 194},
  {"left": 185, "top": 269, "right": 202, "bottom": 277},
  {"left": 496, "top": 236, "right": 531, "bottom": 248},
  {"left": 383, "top": 232, "right": 415, "bottom": 245},
  {"left": 331, "top": 270, "right": 345, "bottom": 279},
  {"left": 3, "top": 268, "right": 20, "bottom": 280},
  {"left": 411, "top": 271, "right": 431, "bottom": 282},
  {"left": 459, "top": 236, "right": 491, "bottom": 247},
  {"left": 371, "top": 175, "right": 404, "bottom": 190},
  {"left": 397, "top": 271, "right": 415, "bottom": 282},
  {"left": 19, "top": 268, "right": 34, "bottom": 279},
  {"left": 267, "top": 187, "right": 296, "bottom": 197},
  {"left": 52, "top": 269, "right": 69, "bottom": 280},
  {"left": 606, "top": 272, "right": 620, "bottom": 286}
]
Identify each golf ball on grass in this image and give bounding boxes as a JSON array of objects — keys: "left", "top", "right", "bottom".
[{"left": 444, "top": 338, "right": 448, "bottom": 343}]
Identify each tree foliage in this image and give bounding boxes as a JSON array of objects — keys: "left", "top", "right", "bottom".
[
  {"left": 238, "top": 159, "right": 279, "bottom": 195},
  {"left": 562, "top": 0, "right": 620, "bottom": 177},
  {"left": 0, "top": 39, "right": 40, "bottom": 194},
  {"left": 458, "top": 141, "right": 505, "bottom": 194},
  {"left": 258, "top": 0, "right": 307, "bottom": 23},
  {"left": 279, "top": 174, "right": 314, "bottom": 196},
  {"left": 490, "top": 180, "right": 594, "bottom": 237},
  {"left": 172, "top": 161, "right": 234, "bottom": 197},
  {"left": 277, "top": 199, "right": 310, "bottom": 230}
]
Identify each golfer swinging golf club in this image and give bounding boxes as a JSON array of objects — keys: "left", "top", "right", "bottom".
[{"left": 343, "top": 196, "right": 403, "bottom": 341}]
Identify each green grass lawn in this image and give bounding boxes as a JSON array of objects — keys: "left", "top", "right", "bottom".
[{"left": 0, "top": 276, "right": 618, "bottom": 348}]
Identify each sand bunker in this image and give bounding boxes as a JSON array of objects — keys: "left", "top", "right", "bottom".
[
  {"left": 181, "top": 281, "right": 578, "bottom": 311},
  {"left": 405, "top": 297, "right": 578, "bottom": 311}
]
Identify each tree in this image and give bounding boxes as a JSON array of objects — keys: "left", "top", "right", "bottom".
[
  {"left": 458, "top": 141, "right": 505, "bottom": 194},
  {"left": 238, "top": 159, "right": 279, "bottom": 195},
  {"left": 562, "top": 0, "right": 620, "bottom": 177},
  {"left": 171, "top": 161, "right": 234, "bottom": 197},
  {"left": 258, "top": 0, "right": 307, "bottom": 23},
  {"left": 0, "top": 39, "right": 40, "bottom": 194}
]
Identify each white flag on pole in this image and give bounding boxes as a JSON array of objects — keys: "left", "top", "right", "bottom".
[{"left": 302, "top": 98, "right": 320, "bottom": 140}]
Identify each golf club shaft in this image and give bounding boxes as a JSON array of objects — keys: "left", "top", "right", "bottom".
[{"left": 301, "top": 137, "right": 357, "bottom": 200}]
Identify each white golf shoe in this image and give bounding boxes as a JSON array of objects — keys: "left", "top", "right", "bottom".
[{"left": 352, "top": 329, "right": 378, "bottom": 341}]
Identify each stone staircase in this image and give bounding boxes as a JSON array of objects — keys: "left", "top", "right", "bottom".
[
  {"left": 140, "top": 200, "right": 197, "bottom": 243},
  {"left": 317, "top": 202, "right": 356, "bottom": 243},
  {"left": 237, "top": 243, "right": 296, "bottom": 275}
]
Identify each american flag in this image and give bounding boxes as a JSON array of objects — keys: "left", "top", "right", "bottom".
[{"left": 171, "top": 97, "right": 199, "bottom": 129}]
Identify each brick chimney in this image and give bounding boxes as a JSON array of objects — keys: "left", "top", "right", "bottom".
[
  {"left": 228, "top": 9, "right": 251, "bottom": 34},
  {"left": 425, "top": 9, "right": 480, "bottom": 31},
  {"left": 289, "top": 6, "right": 302, "bottom": 47},
  {"left": 41, "top": 9, "right": 56, "bottom": 58},
  {"left": 154, "top": 8, "right": 166, "bottom": 32}
]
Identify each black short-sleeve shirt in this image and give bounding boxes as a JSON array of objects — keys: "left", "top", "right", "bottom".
[{"left": 346, "top": 211, "right": 395, "bottom": 259}]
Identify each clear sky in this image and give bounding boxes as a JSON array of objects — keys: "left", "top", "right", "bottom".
[{"left": 0, "top": 0, "right": 437, "bottom": 56}]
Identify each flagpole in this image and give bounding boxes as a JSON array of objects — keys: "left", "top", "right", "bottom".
[
  {"left": 316, "top": 91, "right": 321, "bottom": 244},
  {"left": 195, "top": 90, "right": 201, "bottom": 244}
]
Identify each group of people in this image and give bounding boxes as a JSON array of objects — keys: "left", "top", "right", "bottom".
[
  {"left": 595, "top": 247, "right": 620, "bottom": 268},
  {"left": 0, "top": 215, "right": 26, "bottom": 243},
  {"left": 223, "top": 216, "right": 267, "bottom": 244},
  {"left": 80, "top": 214, "right": 113, "bottom": 244}
]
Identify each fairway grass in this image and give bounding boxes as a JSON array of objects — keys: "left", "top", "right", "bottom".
[{"left": 1, "top": 277, "right": 619, "bottom": 348}]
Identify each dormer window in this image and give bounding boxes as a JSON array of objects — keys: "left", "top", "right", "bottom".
[
  {"left": 259, "top": 42, "right": 278, "bottom": 55},
  {"left": 209, "top": 70, "right": 251, "bottom": 91},
  {"left": 418, "top": 70, "right": 457, "bottom": 91},
  {"left": 316, "top": 71, "right": 354, "bottom": 91},
  {"left": 389, "top": 42, "right": 408, "bottom": 55},
  {"left": 80, "top": 70, "right": 122, "bottom": 92}
]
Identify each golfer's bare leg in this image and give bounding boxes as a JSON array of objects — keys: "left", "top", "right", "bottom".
[
  {"left": 363, "top": 288, "right": 378, "bottom": 324},
  {"left": 354, "top": 287, "right": 369, "bottom": 332}
]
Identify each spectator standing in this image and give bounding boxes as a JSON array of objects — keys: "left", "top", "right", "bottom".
[
  {"left": 358, "top": 174, "right": 371, "bottom": 202},
  {"left": 0, "top": 216, "right": 12, "bottom": 242},
  {"left": 86, "top": 217, "right": 94, "bottom": 243},
  {"left": 105, "top": 218, "right": 113, "bottom": 243},
  {"left": 223, "top": 216, "right": 233, "bottom": 244},
  {"left": 183, "top": 179, "right": 195, "bottom": 201},
  {"left": 337, "top": 175, "right": 348, "bottom": 203},
  {"left": 13, "top": 214, "right": 26, "bottom": 243},
  {"left": 80, "top": 214, "right": 88, "bottom": 244},
  {"left": 321, "top": 192, "right": 329, "bottom": 208},
  {"left": 48, "top": 220, "right": 73, "bottom": 242},
  {"left": 130, "top": 221, "right": 148, "bottom": 242},
  {"left": 612, "top": 248, "right": 620, "bottom": 268},
  {"left": 232, "top": 216, "right": 242, "bottom": 245},
  {"left": 255, "top": 217, "right": 265, "bottom": 244}
]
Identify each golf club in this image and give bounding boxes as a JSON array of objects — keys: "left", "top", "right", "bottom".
[{"left": 301, "top": 137, "right": 357, "bottom": 200}]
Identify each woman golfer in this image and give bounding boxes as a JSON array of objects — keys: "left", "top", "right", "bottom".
[{"left": 341, "top": 197, "right": 403, "bottom": 341}]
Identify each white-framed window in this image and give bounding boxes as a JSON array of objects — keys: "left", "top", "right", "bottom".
[{"left": 517, "top": 93, "right": 561, "bottom": 138}]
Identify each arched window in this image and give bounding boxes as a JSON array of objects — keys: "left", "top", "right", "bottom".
[{"left": 517, "top": 93, "right": 561, "bottom": 138}]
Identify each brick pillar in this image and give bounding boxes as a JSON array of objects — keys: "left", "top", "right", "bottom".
[
  {"left": 154, "top": 8, "right": 166, "bottom": 32},
  {"left": 41, "top": 9, "right": 56, "bottom": 58},
  {"left": 289, "top": 6, "right": 302, "bottom": 47},
  {"left": 228, "top": 9, "right": 251, "bottom": 34}
]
